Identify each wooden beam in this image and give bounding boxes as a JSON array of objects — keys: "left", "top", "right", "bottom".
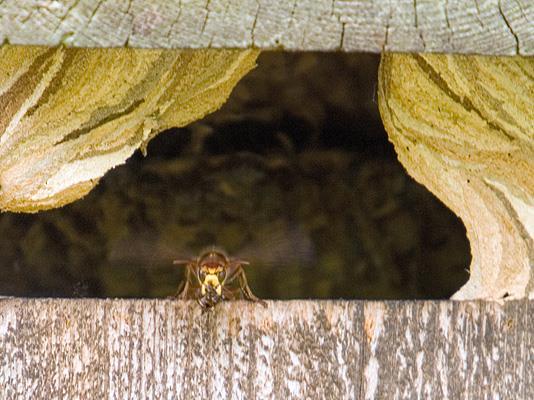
[
  {"left": 0, "top": 0, "right": 532, "bottom": 55},
  {"left": 0, "top": 299, "right": 532, "bottom": 398}
]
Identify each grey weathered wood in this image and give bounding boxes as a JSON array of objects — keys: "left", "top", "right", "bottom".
[
  {"left": 0, "top": 0, "right": 532, "bottom": 55},
  {"left": 0, "top": 299, "right": 532, "bottom": 399}
]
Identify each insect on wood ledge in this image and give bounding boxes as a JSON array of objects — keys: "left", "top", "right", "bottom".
[{"left": 171, "top": 247, "right": 267, "bottom": 309}]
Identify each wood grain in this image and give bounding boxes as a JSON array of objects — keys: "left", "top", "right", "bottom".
[
  {"left": 0, "top": 0, "right": 532, "bottom": 55},
  {"left": 0, "top": 299, "right": 532, "bottom": 399}
]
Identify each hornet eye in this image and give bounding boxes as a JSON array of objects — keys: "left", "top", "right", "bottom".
[
  {"left": 198, "top": 269, "right": 207, "bottom": 281},
  {"left": 217, "top": 270, "right": 226, "bottom": 282}
]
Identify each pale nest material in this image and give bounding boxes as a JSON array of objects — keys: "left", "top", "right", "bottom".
[
  {"left": 378, "top": 53, "right": 533, "bottom": 300},
  {"left": 0, "top": 45, "right": 258, "bottom": 212}
]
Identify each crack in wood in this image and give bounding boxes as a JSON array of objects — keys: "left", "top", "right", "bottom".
[
  {"left": 164, "top": 0, "right": 183, "bottom": 43},
  {"left": 201, "top": 0, "right": 212, "bottom": 37},
  {"left": 382, "top": 0, "right": 393, "bottom": 51},
  {"left": 85, "top": 0, "right": 105, "bottom": 31},
  {"left": 123, "top": 0, "right": 134, "bottom": 47},
  {"left": 413, "top": 0, "right": 426, "bottom": 49},
  {"left": 250, "top": 0, "right": 260, "bottom": 46},
  {"left": 498, "top": 0, "right": 520, "bottom": 54},
  {"left": 472, "top": 0, "right": 485, "bottom": 28}
]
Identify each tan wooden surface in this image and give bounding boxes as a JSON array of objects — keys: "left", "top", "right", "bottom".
[
  {"left": 0, "top": 299, "right": 532, "bottom": 399},
  {"left": 0, "top": 0, "right": 532, "bottom": 55}
]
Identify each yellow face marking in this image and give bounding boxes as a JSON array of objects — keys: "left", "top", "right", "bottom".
[{"left": 201, "top": 273, "right": 222, "bottom": 296}]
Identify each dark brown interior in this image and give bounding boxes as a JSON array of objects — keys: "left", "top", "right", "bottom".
[{"left": 0, "top": 52, "right": 470, "bottom": 299}]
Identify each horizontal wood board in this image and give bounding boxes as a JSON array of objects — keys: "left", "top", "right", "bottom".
[
  {"left": 0, "top": 299, "right": 532, "bottom": 399},
  {"left": 0, "top": 0, "right": 532, "bottom": 55}
]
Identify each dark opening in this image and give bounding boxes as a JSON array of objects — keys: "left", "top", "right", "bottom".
[{"left": 0, "top": 53, "right": 470, "bottom": 300}]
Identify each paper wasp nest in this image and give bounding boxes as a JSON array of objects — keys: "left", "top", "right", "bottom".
[
  {"left": 378, "top": 54, "right": 533, "bottom": 300},
  {"left": 0, "top": 45, "right": 258, "bottom": 212}
]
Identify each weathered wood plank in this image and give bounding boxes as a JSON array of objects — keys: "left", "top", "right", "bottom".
[
  {"left": 0, "top": 299, "right": 531, "bottom": 399},
  {"left": 0, "top": 0, "right": 532, "bottom": 55}
]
